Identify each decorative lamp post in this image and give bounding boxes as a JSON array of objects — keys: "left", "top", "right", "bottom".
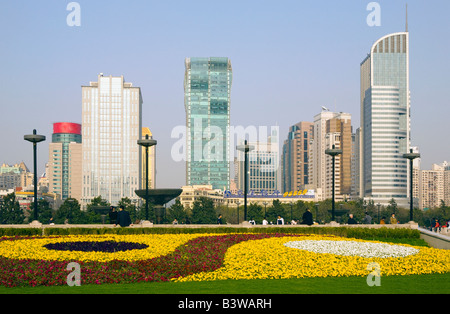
[
  {"left": 263, "top": 201, "right": 268, "bottom": 218},
  {"left": 403, "top": 149, "right": 420, "bottom": 221},
  {"left": 236, "top": 140, "right": 254, "bottom": 222},
  {"left": 24, "top": 129, "right": 46, "bottom": 223},
  {"left": 325, "top": 144, "right": 342, "bottom": 222},
  {"left": 137, "top": 134, "right": 157, "bottom": 221}
]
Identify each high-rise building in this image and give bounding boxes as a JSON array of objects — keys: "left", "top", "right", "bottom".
[
  {"left": 309, "top": 110, "right": 352, "bottom": 201},
  {"left": 184, "top": 57, "right": 232, "bottom": 190},
  {"left": 48, "top": 122, "right": 82, "bottom": 201},
  {"left": 237, "top": 130, "right": 279, "bottom": 194},
  {"left": 0, "top": 162, "right": 32, "bottom": 190},
  {"left": 417, "top": 161, "right": 450, "bottom": 210},
  {"left": 81, "top": 74, "right": 142, "bottom": 207},
  {"left": 141, "top": 127, "right": 156, "bottom": 189},
  {"left": 281, "top": 121, "right": 313, "bottom": 193},
  {"left": 360, "top": 29, "right": 410, "bottom": 206}
]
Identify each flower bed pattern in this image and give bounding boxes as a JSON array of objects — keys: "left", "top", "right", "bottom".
[{"left": 0, "top": 233, "right": 449, "bottom": 288}]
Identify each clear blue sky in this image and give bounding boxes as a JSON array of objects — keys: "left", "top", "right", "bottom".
[{"left": 0, "top": 0, "right": 449, "bottom": 188}]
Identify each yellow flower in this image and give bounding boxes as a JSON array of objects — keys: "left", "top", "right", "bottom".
[
  {"left": 174, "top": 235, "right": 450, "bottom": 282},
  {"left": 0, "top": 234, "right": 202, "bottom": 262}
]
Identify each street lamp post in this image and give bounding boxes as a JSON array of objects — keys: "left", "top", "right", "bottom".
[
  {"left": 403, "top": 149, "right": 420, "bottom": 222},
  {"left": 137, "top": 134, "right": 157, "bottom": 222},
  {"left": 237, "top": 140, "right": 254, "bottom": 222},
  {"left": 24, "top": 129, "right": 46, "bottom": 222},
  {"left": 263, "top": 201, "right": 268, "bottom": 218},
  {"left": 325, "top": 144, "right": 342, "bottom": 222}
]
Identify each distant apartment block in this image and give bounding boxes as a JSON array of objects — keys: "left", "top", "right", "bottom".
[
  {"left": 309, "top": 110, "right": 352, "bottom": 201},
  {"left": 416, "top": 161, "right": 450, "bottom": 210},
  {"left": 0, "top": 162, "right": 33, "bottom": 190},
  {"left": 281, "top": 121, "right": 313, "bottom": 193}
]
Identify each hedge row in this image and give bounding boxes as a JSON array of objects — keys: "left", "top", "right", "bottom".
[{"left": 0, "top": 226, "right": 420, "bottom": 240}]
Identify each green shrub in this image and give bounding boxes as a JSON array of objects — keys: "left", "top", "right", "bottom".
[{"left": 0, "top": 226, "right": 421, "bottom": 240}]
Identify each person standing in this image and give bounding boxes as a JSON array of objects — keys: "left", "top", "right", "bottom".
[
  {"left": 277, "top": 215, "right": 285, "bottom": 225},
  {"left": 217, "top": 214, "right": 223, "bottom": 225},
  {"left": 390, "top": 213, "right": 397, "bottom": 224},
  {"left": 301, "top": 208, "right": 314, "bottom": 226},
  {"left": 109, "top": 206, "right": 118, "bottom": 224}
]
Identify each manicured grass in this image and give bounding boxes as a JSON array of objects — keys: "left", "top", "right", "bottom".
[{"left": 1, "top": 273, "right": 449, "bottom": 294}]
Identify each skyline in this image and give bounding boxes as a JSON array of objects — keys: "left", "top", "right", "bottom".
[{"left": 1, "top": 1, "right": 449, "bottom": 189}]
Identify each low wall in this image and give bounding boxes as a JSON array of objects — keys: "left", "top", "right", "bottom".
[
  {"left": 0, "top": 221, "right": 419, "bottom": 230},
  {"left": 418, "top": 227, "right": 450, "bottom": 250}
]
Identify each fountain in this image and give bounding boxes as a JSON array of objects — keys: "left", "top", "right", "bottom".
[
  {"left": 136, "top": 134, "right": 183, "bottom": 226},
  {"left": 134, "top": 189, "right": 182, "bottom": 225}
]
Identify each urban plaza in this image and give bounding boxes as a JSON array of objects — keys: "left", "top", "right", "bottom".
[{"left": 0, "top": 1, "right": 449, "bottom": 302}]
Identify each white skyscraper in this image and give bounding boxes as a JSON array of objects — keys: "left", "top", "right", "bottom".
[
  {"left": 360, "top": 30, "right": 410, "bottom": 207},
  {"left": 81, "top": 74, "right": 142, "bottom": 207}
]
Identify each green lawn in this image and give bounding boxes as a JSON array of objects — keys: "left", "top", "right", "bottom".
[{"left": 1, "top": 273, "right": 449, "bottom": 294}]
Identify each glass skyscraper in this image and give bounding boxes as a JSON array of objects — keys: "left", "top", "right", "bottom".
[
  {"left": 81, "top": 74, "right": 142, "bottom": 207},
  {"left": 360, "top": 30, "right": 410, "bottom": 206},
  {"left": 184, "top": 57, "right": 232, "bottom": 190}
]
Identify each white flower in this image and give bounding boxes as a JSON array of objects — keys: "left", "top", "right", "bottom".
[{"left": 284, "top": 240, "right": 419, "bottom": 258}]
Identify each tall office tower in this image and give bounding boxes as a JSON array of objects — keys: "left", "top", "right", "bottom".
[
  {"left": 360, "top": 29, "right": 410, "bottom": 206},
  {"left": 237, "top": 130, "right": 279, "bottom": 194},
  {"left": 281, "top": 121, "right": 313, "bottom": 193},
  {"left": 184, "top": 57, "right": 232, "bottom": 190},
  {"left": 309, "top": 110, "right": 352, "bottom": 201},
  {"left": 81, "top": 74, "right": 142, "bottom": 207},
  {"left": 48, "top": 122, "right": 82, "bottom": 201},
  {"left": 141, "top": 127, "right": 156, "bottom": 189}
]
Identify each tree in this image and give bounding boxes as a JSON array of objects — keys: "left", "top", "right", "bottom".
[
  {"left": 54, "top": 198, "right": 84, "bottom": 224},
  {"left": 386, "top": 198, "right": 398, "bottom": 215},
  {"left": 85, "top": 196, "right": 110, "bottom": 223},
  {"left": 191, "top": 197, "right": 216, "bottom": 224},
  {"left": 0, "top": 193, "right": 25, "bottom": 224},
  {"left": 247, "top": 203, "right": 263, "bottom": 223},
  {"left": 266, "top": 199, "right": 287, "bottom": 223},
  {"left": 167, "top": 199, "right": 189, "bottom": 223},
  {"left": 29, "top": 199, "right": 53, "bottom": 224}
]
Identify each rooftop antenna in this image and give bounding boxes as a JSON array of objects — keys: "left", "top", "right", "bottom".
[{"left": 405, "top": 3, "right": 408, "bottom": 32}]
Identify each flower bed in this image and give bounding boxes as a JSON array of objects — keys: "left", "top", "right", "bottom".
[{"left": 0, "top": 233, "right": 448, "bottom": 288}]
